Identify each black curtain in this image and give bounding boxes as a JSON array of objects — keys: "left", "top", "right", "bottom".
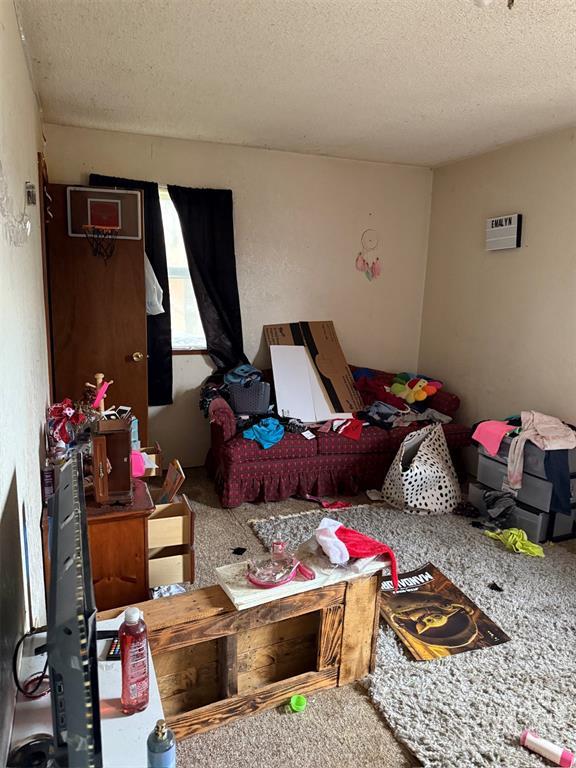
[
  {"left": 89, "top": 173, "right": 173, "bottom": 405},
  {"left": 167, "top": 185, "right": 246, "bottom": 370}
]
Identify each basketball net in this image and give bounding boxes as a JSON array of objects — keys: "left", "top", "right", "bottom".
[{"left": 82, "top": 225, "right": 120, "bottom": 263}]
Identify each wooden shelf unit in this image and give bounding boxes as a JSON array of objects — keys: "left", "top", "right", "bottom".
[{"left": 100, "top": 572, "right": 382, "bottom": 739}]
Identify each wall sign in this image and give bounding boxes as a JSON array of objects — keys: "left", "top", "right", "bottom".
[{"left": 485, "top": 213, "right": 523, "bottom": 251}]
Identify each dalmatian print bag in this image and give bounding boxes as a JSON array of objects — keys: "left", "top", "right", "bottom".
[{"left": 382, "top": 424, "right": 460, "bottom": 515}]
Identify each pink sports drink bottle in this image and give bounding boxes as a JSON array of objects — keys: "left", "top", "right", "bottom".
[{"left": 119, "top": 607, "right": 149, "bottom": 714}]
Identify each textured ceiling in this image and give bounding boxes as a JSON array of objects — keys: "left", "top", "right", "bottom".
[{"left": 16, "top": 0, "right": 576, "bottom": 165}]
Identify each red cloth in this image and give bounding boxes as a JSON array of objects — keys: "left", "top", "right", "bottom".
[
  {"left": 355, "top": 376, "right": 406, "bottom": 409},
  {"left": 335, "top": 525, "right": 398, "bottom": 590},
  {"left": 338, "top": 418, "right": 364, "bottom": 441}
]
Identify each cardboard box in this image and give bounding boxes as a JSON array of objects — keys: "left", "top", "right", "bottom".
[
  {"left": 140, "top": 442, "right": 163, "bottom": 477},
  {"left": 264, "top": 321, "right": 363, "bottom": 412}
]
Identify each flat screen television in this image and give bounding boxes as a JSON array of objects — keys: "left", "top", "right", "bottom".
[
  {"left": 46, "top": 451, "right": 102, "bottom": 768},
  {"left": 8, "top": 450, "right": 103, "bottom": 768}
]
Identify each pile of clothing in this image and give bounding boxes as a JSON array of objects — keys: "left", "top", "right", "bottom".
[
  {"left": 201, "top": 363, "right": 453, "bottom": 451},
  {"left": 199, "top": 364, "right": 265, "bottom": 417},
  {"left": 354, "top": 369, "right": 451, "bottom": 430},
  {"left": 199, "top": 375, "right": 229, "bottom": 417},
  {"left": 472, "top": 412, "right": 576, "bottom": 517},
  {"left": 359, "top": 400, "right": 451, "bottom": 430}
]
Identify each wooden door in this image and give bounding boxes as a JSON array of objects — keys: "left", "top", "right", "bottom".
[{"left": 46, "top": 183, "right": 148, "bottom": 442}]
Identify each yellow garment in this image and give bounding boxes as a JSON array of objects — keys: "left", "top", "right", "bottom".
[{"left": 484, "top": 527, "right": 544, "bottom": 557}]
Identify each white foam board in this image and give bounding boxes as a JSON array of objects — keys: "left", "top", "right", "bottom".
[{"left": 270, "top": 344, "right": 317, "bottom": 421}]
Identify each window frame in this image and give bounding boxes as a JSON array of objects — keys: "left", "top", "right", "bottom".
[{"left": 159, "top": 185, "right": 208, "bottom": 355}]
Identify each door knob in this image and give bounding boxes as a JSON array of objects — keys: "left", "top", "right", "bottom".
[{"left": 132, "top": 352, "right": 144, "bottom": 362}]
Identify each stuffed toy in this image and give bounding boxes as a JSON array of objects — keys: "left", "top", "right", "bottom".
[{"left": 390, "top": 372, "right": 443, "bottom": 404}]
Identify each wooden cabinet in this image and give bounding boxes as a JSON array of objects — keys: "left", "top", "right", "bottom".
[
  {"left": 92, "top": 419, "right": 133, "bottom": 504},
  {"left": 86, "top": 480, "right": 154, "bottom": 611}
]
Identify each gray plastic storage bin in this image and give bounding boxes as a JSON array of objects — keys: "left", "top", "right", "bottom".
[
  {"left": 468, "top": 481, "right": 574, "bottom": 542},
  {"left": 479, "top": 437, "right": 576, "bottom": 479},
  {"left": 477, "top": 454, "right": 576, "bottom": 513}
]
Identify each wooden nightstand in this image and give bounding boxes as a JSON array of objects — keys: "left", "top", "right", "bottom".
[
  {"left": 86, "top": 479, "right": 154, "bottom": 610},
  {"left": 42, "top": 479, "right": 196, "bottom": 612}
]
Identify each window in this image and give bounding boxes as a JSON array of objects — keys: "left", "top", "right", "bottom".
[{"left": 159, "top": 185, "right": 207, "bottom": 351}]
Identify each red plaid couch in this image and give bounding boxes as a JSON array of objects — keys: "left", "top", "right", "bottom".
[{"left": 207, "top": 368, "right": 472, "bottom": 508}]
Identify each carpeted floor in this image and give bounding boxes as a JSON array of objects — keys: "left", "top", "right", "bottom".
[
  {"left": 175, "top": 469, "right": 418, "bottom": 768},
  {"left": 250, "top": 505, "right": 576, "bottom": 768}
]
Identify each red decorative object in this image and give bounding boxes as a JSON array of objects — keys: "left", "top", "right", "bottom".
[{"left": 47, "top": 398, "right": 87, "bottom": 444}]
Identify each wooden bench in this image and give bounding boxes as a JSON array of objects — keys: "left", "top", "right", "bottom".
[{"left": 99, "top": 571, "right": 382, "bottom": 739}]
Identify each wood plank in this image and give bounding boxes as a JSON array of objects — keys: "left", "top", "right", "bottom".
[
  {"left": 218, "top": 635, "right": 238, "bottom": 698},
  {"left": 237, "top": 612, "right": 319, "bottom": 655},
  {"left": 237, "top": 634, "right": 317, "bottom": 675},
  {"left": 316, "top": 604, "right": 344, "bottom": 670},
  {"left": 160, "top": 668, "right": 220, "bottom": 717},
  {"left": 153, "top": 641, "right": 218, "bottom": 678},
  {"left": 149, "top": 551, "right": 190, "bottom": 589},
  {"left": 158, "top": 661, "right": 219, "bottom": 701},
  {"left": 97, "top": 583, "right": 234, "bottom": 624},
  {"left": 369, "top": 572, "right": 383, "bottom": 673},
  {"left": 149, "top": 582, "right": 346, "bottom": 654},
  {"left": 238, "top": 651, "right": 316, "bottom": 693},
  {"left": 338, "top": 574, "right": 380, "bottom": 686},
  {"left": 167, "top": 668, "right": 338, "bottom": 739}
]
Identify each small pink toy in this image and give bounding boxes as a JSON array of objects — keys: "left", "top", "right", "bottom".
[{"left": 520, "top": 729, "right": 575, "bottom": 767}]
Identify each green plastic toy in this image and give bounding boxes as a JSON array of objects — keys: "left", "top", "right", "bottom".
[{"left": 285, "top": 694, "right": 308, "bottom": 713}]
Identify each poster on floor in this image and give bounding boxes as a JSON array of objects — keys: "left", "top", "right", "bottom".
[{"left": 380, "top": 562, "right": 510, "bottom": 661}]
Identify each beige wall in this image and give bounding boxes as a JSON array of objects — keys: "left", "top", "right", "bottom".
[
  {"left": 419, "top": 129, "right": 576, "bottom": 436},
  {"left": 44, "top": 123, "right": 433, "bottom": 466},
  {"left": 0, "top": 2, "right": 50, "bottom": 627}
]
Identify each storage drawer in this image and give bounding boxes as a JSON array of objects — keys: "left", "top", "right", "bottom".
[
  {"left": 148, "top": 498, "right": 192, "bottom": 549},
  {"left": 149, "top": 547, "right": 193, "bottom": 588},
  {"left": 469, "top": 481, "right": 549, "bottom": 542},
  {"left": 147, "top": 493, "right": 195, "bottom": 589},
  {"left": 477, "top": 454, "right": 576, "bottom": 513},
  {"left": 479, "top": 437, "right": 576, "bottom": 479},
  {"left": 469, "top": 481, "right": 574, "bottom": 542}
]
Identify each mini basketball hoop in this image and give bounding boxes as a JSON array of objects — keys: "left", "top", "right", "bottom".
[{"left": 83, "top": 225, "right": 120, "bottom": 263}]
